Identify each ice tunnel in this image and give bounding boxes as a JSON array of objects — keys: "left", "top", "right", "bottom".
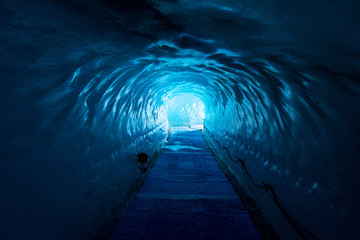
[{"left": 1, "top": 0, "right": 360, "bottom": 239}]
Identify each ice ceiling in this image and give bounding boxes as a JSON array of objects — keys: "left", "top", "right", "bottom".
[{"left": 0, "top": 0, "right": 359, "bottom": 239}]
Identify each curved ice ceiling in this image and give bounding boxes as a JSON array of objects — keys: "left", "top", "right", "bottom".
[{"left": 0, "top": 0, "right": 359, "bottom": 239}]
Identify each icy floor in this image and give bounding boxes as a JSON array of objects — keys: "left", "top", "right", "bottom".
[{"left": 108, "top": 127, "right": 261, "bottom": 240}]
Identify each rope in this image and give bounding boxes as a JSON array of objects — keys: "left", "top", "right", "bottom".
[{"left": 203, "top": 125, "right": 319, "bottom": 240}]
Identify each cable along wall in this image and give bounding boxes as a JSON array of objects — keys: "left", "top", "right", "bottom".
[
  {"left": 0, "top": 1, "right": 359, "bottom": 239},
  {"left": 69, "top": 38, "right": 360, "bottom": 239}
]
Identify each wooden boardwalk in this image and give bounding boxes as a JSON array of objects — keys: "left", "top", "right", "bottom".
[{"left": 108, "top": 127, "right": 261, "bottom": 240}]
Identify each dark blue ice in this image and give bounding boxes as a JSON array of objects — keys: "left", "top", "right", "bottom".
[{"left": 0, "top": 0, "right": 359, "bottom": 239}]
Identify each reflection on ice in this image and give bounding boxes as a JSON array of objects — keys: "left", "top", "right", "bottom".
[{"left": 164, "top": 144, "right": 205, "bottom": 152}]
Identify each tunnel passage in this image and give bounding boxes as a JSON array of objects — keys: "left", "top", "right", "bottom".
[{"left": 0, "top": 0, "right": 360, "bottom": 240}]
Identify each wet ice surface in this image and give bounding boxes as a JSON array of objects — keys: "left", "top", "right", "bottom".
[
  {"left": 0, "top": 1, "right": 359, "bottom": 239},
  {"left": 108, "top": 127, "right": 261, "bottom": 240}
]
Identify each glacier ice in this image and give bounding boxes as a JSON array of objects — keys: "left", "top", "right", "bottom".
[{"left": 0, "top": 0, "right": 359, "bottom": 239}]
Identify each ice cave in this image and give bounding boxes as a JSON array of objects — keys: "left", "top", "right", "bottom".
[{"left": 0, "top": 0, "right": 359, "bottom": 239}]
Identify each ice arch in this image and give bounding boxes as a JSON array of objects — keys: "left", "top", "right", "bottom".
[{"left": 0, "top": 0, "right": 359, "bottom": 240}]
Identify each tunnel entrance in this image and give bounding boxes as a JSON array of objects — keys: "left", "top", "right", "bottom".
[{"left": 165, "top": 94, "right": 205, "bottom": 128}]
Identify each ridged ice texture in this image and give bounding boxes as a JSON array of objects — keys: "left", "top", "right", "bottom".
[{"left": 0, "top": 0, "right": 360, "bottom": 240}]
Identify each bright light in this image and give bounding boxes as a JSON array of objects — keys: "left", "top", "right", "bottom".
[{"left": 165, "top": 94, "right": 205, "bottom": 127}]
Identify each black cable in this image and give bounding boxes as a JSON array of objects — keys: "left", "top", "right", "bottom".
[{"left": 203, "top": 125, "right": 319, "bottom": 240}]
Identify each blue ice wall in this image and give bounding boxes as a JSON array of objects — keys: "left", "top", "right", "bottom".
[
  {"left": 0, "top": 1, "right": 170, "bottom": 239},
  {"left": 0, "top": 0, "right": 360, "bottom": 239}
]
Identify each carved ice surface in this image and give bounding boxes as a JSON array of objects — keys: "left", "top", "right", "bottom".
[{"left": 0, "top": 0, "right": 359, "bottom": 240}]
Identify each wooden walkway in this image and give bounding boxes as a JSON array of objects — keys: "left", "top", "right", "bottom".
[{"left": 108, "top": 127, "right": 261, "bottom": 240}]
